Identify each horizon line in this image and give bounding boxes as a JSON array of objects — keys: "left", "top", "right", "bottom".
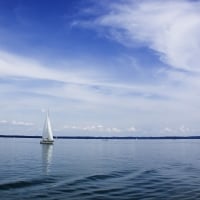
[{"left": 1, "top": 135, "right": 200, "bottom": 140}]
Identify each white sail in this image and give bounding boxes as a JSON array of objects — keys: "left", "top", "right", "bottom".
[{"left": 41, "top": 111, "right": 54, "bottom": 143}]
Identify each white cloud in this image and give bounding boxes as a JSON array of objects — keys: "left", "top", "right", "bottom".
[
  {"left": 0, "top": 50, "right": 97, "bottom": 85},
  {"left": 63, "top": 124, "right": 121, "bottom": 133},
  {"left": 127, "top": 127, "right": 136, "bottom": 132},
  {"left": 11, "top": 120, "right": 34, "bottom": 126},
  {"left": 0, "top": 49, "right": 190, "bottom": 107},
  {"left": 107, "top": 127, "right": 121, "bottom": 133},
  {"left": 0, "top": 119, "right": 34, "bottom": 126},
  {"left": 179, "top": 125, "right": 190, "bottom": 133},
  {"left": 163, "top": 127, "right": 172, "bottom": 133},
  {"left": 85, "top": 0, "right": 200, "bottom": 72}
]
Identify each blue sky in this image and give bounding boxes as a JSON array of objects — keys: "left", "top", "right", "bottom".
[{"left": 1, "top": 0, "right": 200, "bottom": 136}]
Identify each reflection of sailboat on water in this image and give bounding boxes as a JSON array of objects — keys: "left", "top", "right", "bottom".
[
  {"left": 40, "top": 111, "right": 54, "bottom": 144},
  {"left": 42, "top": 144, "right": 53, "bottom": 174}
]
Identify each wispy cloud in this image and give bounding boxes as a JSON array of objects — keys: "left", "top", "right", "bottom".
[
  {"left": 64, "top": 124, "right": 122, "bottom": 133},
  {"left": 63, "top": 124, "right": 139, "bottom": 134},
  {"left": 79, "top": 0, "right": 200, "bottom": 72},
  {"left": 127, "top": 127, "right": 136, "bottom": 132},
  {"left": 0, "top": 119, "right": 34, "bottom": 126},
  {"left": 0, "top": 49, "right": 172, "bottom": 106},
  {"left": 11, "top": 120, "right": 34, "bottom": 126},
  {"left": 0, "top": 50, "right": 96, "bottom": 85}
]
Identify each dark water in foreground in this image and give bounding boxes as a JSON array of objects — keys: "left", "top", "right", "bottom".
[{"left": 1, "top": 139, "right": 200, "bottom": 199}]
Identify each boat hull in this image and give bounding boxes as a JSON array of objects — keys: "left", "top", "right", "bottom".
[{"left": 40, "top": 140, "right": 54, "bottom": 144}]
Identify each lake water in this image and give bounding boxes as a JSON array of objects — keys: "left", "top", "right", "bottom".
[{"left": 1, "top": 138, "right": 200, "bottom": 199}]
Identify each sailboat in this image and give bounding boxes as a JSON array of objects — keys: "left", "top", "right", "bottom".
[{"left": 40, "top": 111, "right": 54, "bottom": 144}]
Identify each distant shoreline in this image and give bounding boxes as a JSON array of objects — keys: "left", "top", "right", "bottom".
[{"left": 1, "top": 135, "right": 200, "bottom": 140}]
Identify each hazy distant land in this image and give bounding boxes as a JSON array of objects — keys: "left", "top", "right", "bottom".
[{"left": 1, "top": 135, "right": 200, "bottom": 140}]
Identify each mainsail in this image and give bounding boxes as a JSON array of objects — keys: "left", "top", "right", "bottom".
[{"left": 41, "top": 111, "right": 54, "bottom": 144}]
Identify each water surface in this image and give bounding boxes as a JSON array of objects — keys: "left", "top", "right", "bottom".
[{"left": 1, "top": 138, "right": 200, "bottom": 199}]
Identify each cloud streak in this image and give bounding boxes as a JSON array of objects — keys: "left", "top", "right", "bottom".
[
  {"left": 82, "top": 0, "right": 200, "bottom": 72},
  {"left": 11, "top": 120, "right": 34, "bottom": 126},
  {"left": 63, "top": 124, "right": 138, "bottom": 134},
  {"left": 0, "top": 50, "right": 96, "bottom": 85}
]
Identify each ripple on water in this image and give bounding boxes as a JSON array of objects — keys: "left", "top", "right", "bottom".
[
  {"left": 3, "top": 167, "right": 199, "bottom": 200},
  {"left": 2, "top": 139, "right": 200, "bottom": 199}
]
